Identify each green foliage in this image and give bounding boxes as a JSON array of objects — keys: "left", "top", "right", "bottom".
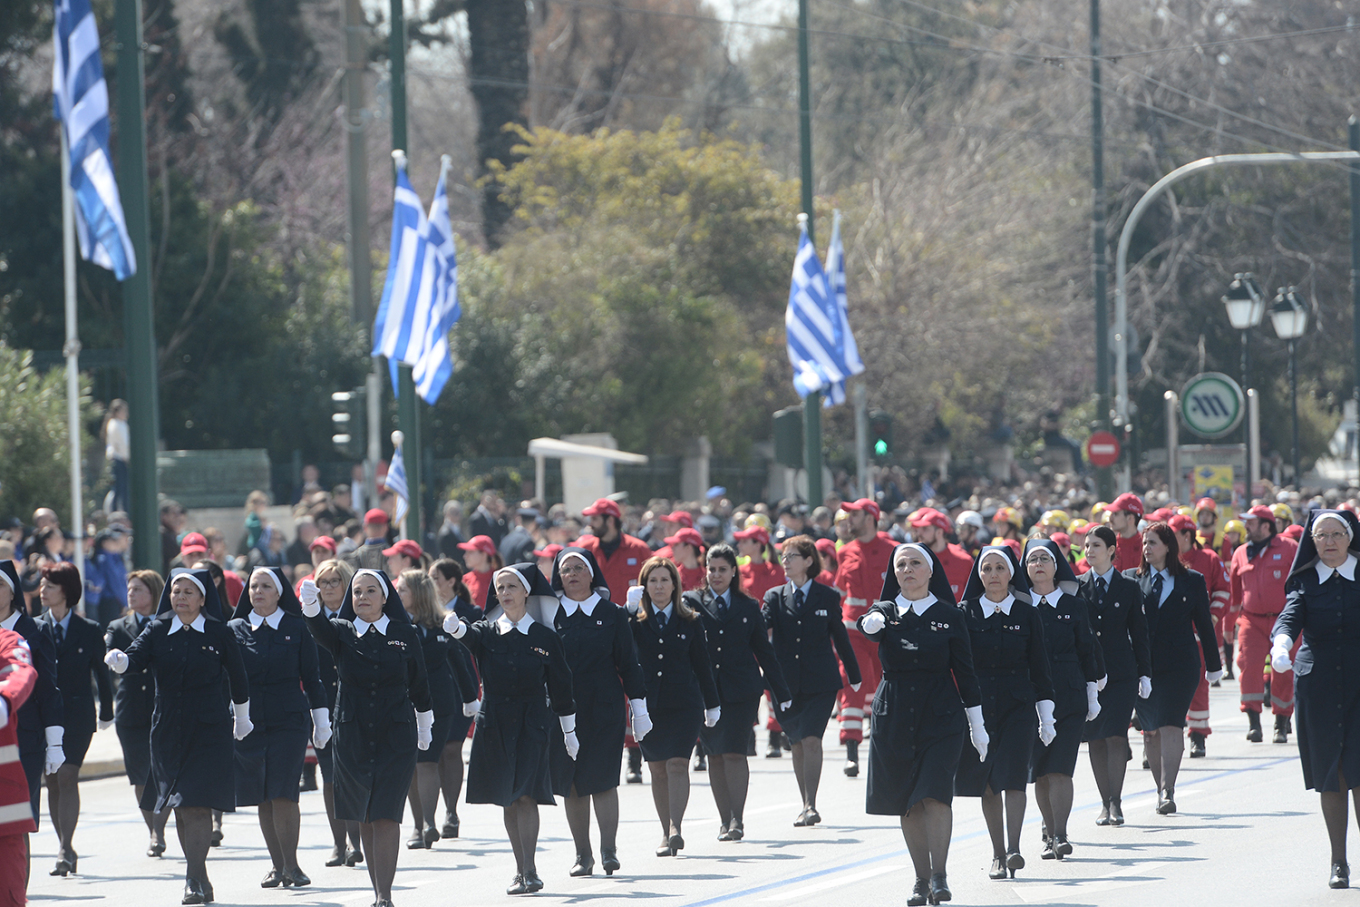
[{"left": 0, "top": 343, "right": 96, "bottom": 525}]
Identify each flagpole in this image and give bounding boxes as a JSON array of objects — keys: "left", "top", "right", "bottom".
[
  {"left": 60, "top": 131, "right": 86, "bottom": 602},
  {"left": 796, "top": 0, "right": 823, "bottom": 506}
]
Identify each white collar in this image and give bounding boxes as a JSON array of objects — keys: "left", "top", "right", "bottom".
[
  {"left": 354, "top": 614, "right": 391, "bottom": 636},
  {"left": 982, "top": 593, "right": 1015, "bottom": 616},
  {"left": 248, "top": 608, "right": 285, "bottom": 630},
  {"left": 168, "top": 614, "right": 207, "bottom": 634},
  {"left": 895, "top": 593, "right": 937, "bottom": 617},
  {"left": 0, "top": 611, "right": 18, "bottom": 631},
  {"left": 558, "top": 592, "right": 600, "bottom": 617},
  {"left": 495, "top": 612, "right": 535, "bottom": 635},
  {"left": 1033, "top": 589, "right": 1061, "bottom": 607},
  {"left": 1316, "top": 553, "right": 1358, "bottom": 583}
]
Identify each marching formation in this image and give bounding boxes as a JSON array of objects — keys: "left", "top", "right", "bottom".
[{"left": 2, "top": 491, "right": 1359, "bottom": 907}]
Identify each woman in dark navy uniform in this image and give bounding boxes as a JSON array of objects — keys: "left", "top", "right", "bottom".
[
  {"left": 229, "top": 567, "right": 328, "bottom": 887},
  {"left": 688, "top": 542, "right": 790, "bottom": 841},
  {"left": 104, "top": 568, "right": 251, "bottom": 905},
  {"left": 0, "top": 559, "right": 63, "bottom": 885},
  {"left": 763, "top": 535, "right": 853, "bottom": 827},
  {"left": 429, "top": 558, "right": 483, "bottom": 839},
  {"left": 105, "top": 568, "right": 168, "bottom": 856},
  {"left": 1077, "top": 525, "right": 1152, "bottom": 827},
  {"left": 629, "top": 556, "right": 720, "bottom": 857},
  {"left": 547, "top": 547, "right": 647, "bottom": 877},
  {"left": 857, "top": 543, "right": 985, "bottom": 907},
  {"left": 1270, "top": 510, "right": 1360, "bottom": 889},
  {"left": 310, "top": 558, "right": 364, "bottom": 867},
  {"left": 444, "top": 564, "right": 576, "bottom": 894},
  {"left": 395, "top": 568, "right": 478, "bottom": 850},
  {"left": 1127, "top": 521, "right": 1221, "bottom": 816},
  {"left": 36, "top": 561, "right": 113, "bottom": 877},
  {"left": 300, "top": 568, "right": 433, "bottom": 907},
  {"left": 954, "top": 546, "right": 1053, "bottom": 879},
  {"left": 1022, "top": 539, "right": 1101, "bottom": 861}
]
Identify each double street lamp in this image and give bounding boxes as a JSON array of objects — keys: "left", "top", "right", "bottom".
[
  {"left": 1222, "top": 273, "right": 1266, "bottom": 484},
  {"left": 1271, "top": 287, "right": 1309, "bottom": 484}
]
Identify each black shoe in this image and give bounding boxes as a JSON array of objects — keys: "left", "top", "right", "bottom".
[
  {"left": 1096, "top": 801, "right": 1111, "bottom": 826},
  {"left": 507, "top": 874, "right": 528, "bottom": 895},
  {"left": 1247, "top": 710, "right": 1263, "bottom": 743},
  {"left": 1331, "top": 861, "right": 1350, "bottom": 889},
  {"left": 669, "top": 833, "right": 684, "bottom": 853},
  {"left": 804, "top": 807, "right": 821, "bottom": 826},
  {"left": 693, "top": 751, "right": 707, "bottom": 771},
  {"left": 1006, "top": 850, "right": 1025, "bottom": 878},
  {"left": 1054, "top": 834, "right": 1072, "bottom": 858},
  {"left": 929, "top": 872, "right": 951, "bottom": 903},
  {"left": 407, "top": 830, "right": 427, "bottom": 849},
  {"left": 326, "top": 847, "right": 347, "bottom": 867},
  {"left": 281, "top": 867, "right": 310, "bottom": 888},
  {"left": 423, "top": 826, "right": 440, "bottom": 847},
  {"left": 203, "top": 881, "right": 214, "bottom": 904},
  {"left": 148, "top": 840, "right": 166, "bottom": 858},
  {"left": 1157, "top": 791, "right": 1177, "bottom": 815},
  {"left": 907, "top": 878, "right": 930, "bottom": 906},
  {"left": 988, "top": 857, "right": 1007, "bottom": 880},
  {"left": 793, "top": 807, "right": 810, "bottom": 827},
  {"left": 261, "top": 868, "right": 284, "bottom": 888},
  {"left": 300, "top": 763, "right": 318, "bottom": 792},
  {"left": 766, "top": 731, "right": 783, "bottom": 758},
  {"left": 345, "top": 849, "right": 364, "bottom": 866},
  {"left": 210, "top": 829, "right": 223, "bottom": 847},
  {"left": 1109, "top": 799, "right": 1124, "bottom": 826},
  {"left": 601, "top": 849, "right": 620, "bottom": 875},
  {"left": 1274, "top": 714, "right": 1290, "bottom": 743},
  {"left": 727, "top": 819, "right": 744, "bottom": 841},
  {"left": 1041, "top": 832, "right": 1057, "bottom": 860},
  {"left": 183, "top": 877, "right": 208, "bottom": 905},
  {"left": 524, "top": 871, "right": 544, "bottom": 892},
  {"left": 442, "top": 816, "right": 460, "bottom": 838},
  {"left": 570, "top": 854, "right": 594, "bottom": 877},
  {"left": 844, "top": 740, "right": 860, "bottom": 777},
  {"left": 626, "top": 747, "right": 643, "bottom": 783},
  {"left": 1189, "top": 731, "right": 1206, "bottom": 758},
  {"left": 656, "top": 839, "right": 675, "bottom": 857}
]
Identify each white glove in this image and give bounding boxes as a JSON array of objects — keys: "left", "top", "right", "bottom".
[
  {"left": 1271, "top": 633, "right": 1294, "bottom": 674},
  {"left": 1138, "top": 675, "right": 1152, "bottom": 699},
  {"left": 704, "top": 706, "right": 721, "bottom": 727},
  {"left": 779, "top": 700, "right": 793, "bottom": 711},
  {"left": 443, "top": 613, "right": 467, "bottom": 638},
  {"left": 299, "top": 579, "right": 320, "bottom": 616},
  {"left": 98, "top": 718, "right": 114, "bottom": 731},
  {"left": 860, "top": 611, "right": 886, "bottom": 634},
  {"left": 1096, "top": 674, "right": 1108, "bottom": 692},
  {"left": 463, "top": 700, "right": 481, "bottom": 718},
  {"left": 1036, "top": 699, "right": 1057, "bottom": 746},
  {"left": 233, "top": 701, "right": 254, "bottom": 740},
  {"left": 44, "top": 725, "right": 64, "bottom": 774},
  {"left": 416, "top": 710, "right": 434, "bottom": 750},
  {"left": 104, "top": 649, "right": 129, "bottom": 674},
  {"left": 966, "top": 705, "right": 988, "bottom": 761},
  {"left": 561, "top": 714, "right": 580, "bottom": 758},
  {"left": 311, "top": 708, "right": 332, "bottom": 749},
  {"left": 0, "top": 697, "right": 7, "bottom": 726},
  {"left": 1085, "top": 682, "right": 1102, "bottom": 722},
  {"left": 630, "top": 699, "right": 653, "bottom": 741},
  {"left": 1206, "top": 669, "right": 1225, "bottom": 684},
  {"left": 626, "top": 586, "right": 644, "bottom": 607}
]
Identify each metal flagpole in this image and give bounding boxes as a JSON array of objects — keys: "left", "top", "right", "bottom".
[
  {"left": 796, "top": 0, "right": 823, "bottom": 506},
  {"left": 61, "top": 131, "right": 86, "bottom": 600}
]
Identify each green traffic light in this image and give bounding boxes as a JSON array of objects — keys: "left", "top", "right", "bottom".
[{"left": 874, "top": 439, "right": 888, "bottom": 456}]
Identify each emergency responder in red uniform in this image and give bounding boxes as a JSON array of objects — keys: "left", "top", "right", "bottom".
[
  {"left": 0, "top": 627, "right": 39, "bottom": 906},
  {"left": 908, "top": 509, "right": 974, "bottom": 603},
  {"left": 1170, "top": 515, "right": 1231, "bottom": 757},
  {"left": 1230, "top": 504, "right": 1300, "bottom": 743},
  {"left": 660, "top": 528, "right": 706, "bottom": 592},
  {"left": 833, "top": 498, "right": 896, "bottom": 777},
  {"left": 1106, "top": 493, "right": 1145, "bottom": 573}
]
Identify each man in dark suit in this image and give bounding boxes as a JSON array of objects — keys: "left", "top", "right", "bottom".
[
  {"left": 499, "top": 508, "right": 539, "bottom": 566},
  {"left": 469, "top": 493, "right": 507, "bottom": 549},
  {"left": 435, "top": 501, "right": 466, "bottom": 566}
]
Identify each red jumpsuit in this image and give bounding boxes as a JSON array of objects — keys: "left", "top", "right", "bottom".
[
  {"left": 657, "top": 545, "right": 706, "bottom": 592},
  {"left": 740, "top": 559, "right": 789, "bottom": 732},
  {"left": 0, "top": 628, "right": 39, "bottom": 906},
  {"left": 833, "top": 535, "right": 896, "bottom": 743},
  {"left": 1182, "top": 547, "right": 1230, "bottom": 736},
  {"left": 1114, "top": 533, "right": 1143, "bottom": 573},
  {"left": 574, "top": 532, "right": 654, "bottom": 603},
  {"left": 931, "top": 542, "right": 975, "bottom": 603},
  {"left": 1229, "top": 534, "right": 1300, "bottom": 715}
]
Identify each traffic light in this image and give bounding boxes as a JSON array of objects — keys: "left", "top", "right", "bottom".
[
  {"left": 773, "top": 406, "right": 804, "bottom": 469},
  {"left": 869, "top": 410, "right": 893, "bottom": 460},
  {"left": 331, "top": 386, "right": 367, "bottom": 459}
]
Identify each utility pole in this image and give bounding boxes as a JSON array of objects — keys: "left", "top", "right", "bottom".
[
  {"left": 389, "top": 0, "right": 422, "bottom": 542},
  {"left": 115, "top": 0, "right": 161, "bottom": 568},
  {"left": 1091, "top": 0, "right": 1113, "bottom": 500},
  {"left": 796, "top": 0, "right": 823, "bottom": 506},
  {"left": 1350, "top": 116, "right": 1360, "bottom": 484}
]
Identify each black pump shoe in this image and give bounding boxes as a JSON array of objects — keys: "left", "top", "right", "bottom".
[
  {"left": 988, "top": 857, "right": 1007, "bottom": 880},
  {"left": 524, "top": 871, "right": 544, "bottom": 892},
  {"left": 1006, "top": 850, "right": 1025, "bottom": 877},
  {"left": 1109, "top": 799, "right": 1125, "bottom": 825},
  {"left": 570, "top": 854, "right": 594, "bottom": 877},
  {"left": 182, "top": 877, "right": 208, "bottom": 905},
  {"left": 929, "top": 872, "right": 951, "bottom": 903},
  {"left": 1096, "top": 801, "right": 1111, "bottom": 826},
  {"left": 442, "top": 816, "right": 460, "bottom": 838},
  {"left": 1041, "top": 832, "right": 1057, "bottom": 860},
  {"left": 261, "top": 869, "right": 284, "bottom": 888},
  {"left": 1054, "top": 835, "right": 1072, "bottom": 858},
  {"left": 1331, "top": 861, "right": 1350, "bottom": 889},
  {"left": 601, "top": 849, "right": 620, "bottom": 875},
  {"left": 907, "top": 878, "right": 930, "bottom": 906},
  {"left": 507, "top": 874, "right": 528, "bottom": 895},
  {"left": 281, "top": 867, "right": 310, "bottom": 887}
]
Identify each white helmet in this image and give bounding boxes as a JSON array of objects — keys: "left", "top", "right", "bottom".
[{"left": 956, "top": 510, "right": 985, "bottom": 530}]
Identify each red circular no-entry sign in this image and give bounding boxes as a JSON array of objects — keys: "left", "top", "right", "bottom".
[{"left": 1085, "top": 431, "right": 1122, "bottom": 467}]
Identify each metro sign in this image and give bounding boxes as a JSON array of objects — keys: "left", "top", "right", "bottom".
[{"left": 1180, "top": 372, "right": 1245, "bottom": 439}]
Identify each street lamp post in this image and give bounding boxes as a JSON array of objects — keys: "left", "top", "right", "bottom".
[
  {"left": 1270, "top": 287, "right": 1309, "bottom": 485},
  {"left": 1222, "top": 273, "right": 1266, "bottom": 489}
]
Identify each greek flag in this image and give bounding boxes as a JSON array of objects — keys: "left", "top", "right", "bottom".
[
  {"left": 786, "top": 221, "right": 852, "bottom": 401},
  {"left": 823, "top": 211, "right": 864, "bottom": 405},
  {"left": 385, "top": 446, "right": 410, "bottom": 525},
  {"left": 372, "top": 153, "right": 460, "bottom": 404},
  {"left": 52, "top": 0, "right": 136, "bottom": 280}
]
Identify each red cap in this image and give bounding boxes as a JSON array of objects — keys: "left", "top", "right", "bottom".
[
  {"left": 1195, "top": 497, "right": 1217, "bottom": 513},
  {"left": 1244, "top": 504, "right": 1276, "bottom": 523},
  {"left": 533, "top": 543, "right": 565, "bottom": 560},
  {"left": 382, "top": 539, "right": 423, "bottom": 560},
  {"left": 909, "top": 508, "right": 951, "bottom": 531},
  {"left": 734, "top": 526, "right": 770, "bottom": 546},
  {"left": 664, "top": 528, "right": 704, "bottom": 549},
  {"left": 1050, "top": 532, "right": 1071, "bottom": 547},
  {"left": 1148, "top": 508, "right": 1174, "bottom": 524},
  {"left": 179, "top": 532, "right": 208, "bottom": 555},
  {"left": 814, "top": 537, "right": 837, "bottom": 558},
  {"left": 842, "top": 498, "right": 881, "bottom": 521},
  {"left": 310, "top": 535, "right": 337, "bottom": 553},
  {"left": 458, "top": 535, "right": 497, "bottom": 556},
  {"left": 364, "top": 508, "right": 390, "bottom": 525},
  {"left": 582, "top": 498, "right": 622, "bottom": 520},
  {"left": 665, "top": 511, "right": 694, "bottom": 529},
  {"left": 1107, "top": 492, "right": 1144, "bottom": 518},
  {"left": 1167, "top": 514, "right": 1197, "bottom": 534},
  {"left": 1282, "top": 524, "right": 1304, "bottom": 541}
]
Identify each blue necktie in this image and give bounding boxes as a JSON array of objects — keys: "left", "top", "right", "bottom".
[{"left": 656, "top": 610, "right": 667, "bottom": 631}]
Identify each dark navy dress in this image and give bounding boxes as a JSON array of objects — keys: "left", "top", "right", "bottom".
[
  {"left": 1077, "top": 569, "right": 1151, "bottom": 741},
  {"left": 1127, "top": 569, "right": 1220, "bottom": 730},
  {"left": 105, "top": 611, "right": 156, "bottom": 786},
  {"left": 411, "top": 621, "right": 479, "bottom": 763},
  {"left": 38, "top": 611, "right": 113, "bottom": 767},
  {"left": 630, "top": 607, "right": 719, "bottom": 762},
  {"left": 444, "top": 596, "right": 484, "bottom": 744},
  {"left": 1029, "top": 592, "right": 1100, "bottom": 778}
]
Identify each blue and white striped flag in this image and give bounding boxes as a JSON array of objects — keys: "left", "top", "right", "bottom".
[
  {"left": 372, "top": 153, "right": 460, "bottom": 404},
  {"left": 823, "top": 211, "right": 864, "bottom": 405},
  {"left": 52, "top": 0, "right": 136, "bottom": 280},
  {"left": 786, "top": 220, "right": 851, "bottom": 401},
  {"left": 385, "top": 446, "right": 410, "bottom": 525}
]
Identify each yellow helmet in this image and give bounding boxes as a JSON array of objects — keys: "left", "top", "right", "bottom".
[
  {"left": 1224, "top": 519, "right": 1246, "bottom": 538},
  {"left": 993, "top": 506, "right": 1023, "bottom": 529},
  {"left": 1039, "top": 509, "right": 1071, "bottom": 531},
  {"left": 1176, "top": 505, "right": 1193, "bottom": 517},
  {"left": 1270, "top": 503, "right": 1294, "bottom": 524},
  {"left": 744, "top": 513, "right": 773, "bottom": 532},
  {"left": 1090, "top": 502, "right": 1108, "bottom": 520},
  {"left": 1069, "top": 518, "right": 1090, "bottom": 535},
  {"left": 833, "top": 509, "right": 850, "bottom": 524}
]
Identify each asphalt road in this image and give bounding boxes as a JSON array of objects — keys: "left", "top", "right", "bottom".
[{"left": 23, "top": 683, "right": 1355, "bottom": 906}]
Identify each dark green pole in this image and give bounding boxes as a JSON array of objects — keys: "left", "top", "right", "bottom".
[
  {"left": 797, "top": 0, "right": 823, "bottom": 506},
  {"left": 1091, "top": 0, "right": 1113, "bottom": 500},
  {"left": 115, "top": 0, "right": 160, "bottom": 568},
  {"left": 389, "top": 0, "right": 422, "bottom": 541},
  {"left": 1350, "top": 117, "right": 1360, "bottom": 485}
]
